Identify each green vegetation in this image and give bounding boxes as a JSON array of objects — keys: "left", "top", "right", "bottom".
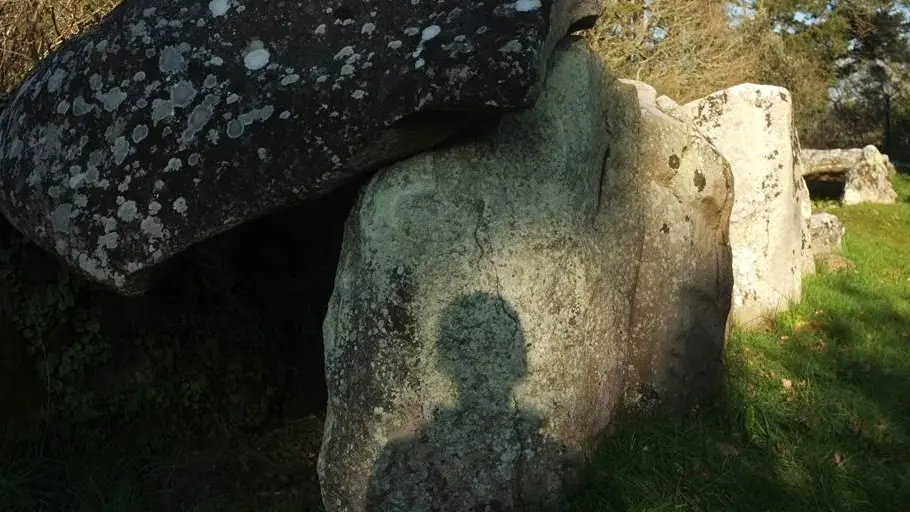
[{"left": 567, "top": 174, "right": 910, "bottom": 511}]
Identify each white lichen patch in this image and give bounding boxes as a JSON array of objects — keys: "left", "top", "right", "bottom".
[
  {"left": 244, "top": 46, "right": 270, "bottom": 70},
  {"left": 334, "top": 46, "right": 355, "bottom": 61},
  {"left": 209, "top": 0, "right": 231, "bottom": 17},
  {"left": 117, "top": 200, "right": 139, "bottom": 222},
  {"left": 101, "top": 87, "right": 128, "bottom": 112},
  {"left": 422, "top": 25, "right": 441, "bottom": 41},
  {"left": 280, "top": 73, "right": 301, "bottom": 86},
  {"left": 514, "top": 0, "right": 542, "bottom": 12},
  {"left": 499, "top": 40, "right": 522, "bottom": 53},
  {"left": 226, "top": 119, "right": 244, "bottom": 138},
  {"left": 140, "top": 216, "right": 164, "bottom": 237},
  {"left": 151, "top": 98, "right": 175, "bottom": 123},
  {"left": 159, "top": 46, "right": 187, "bottom": 74},
  {"left": 112, "top": 136, "right": 130, "bottom": 165},
  {"left": 72, "top": 96, "right": 93, "bottom": 116},
  {"left": 173, "top": 197, "right": 188, "bottom": 213},
  {"left": 165, "top": 157, "right": 183, "bottom": 172},
  {"left": 182, "top": 104, "right": 214, "bottom": 142},
  {"left": 47, "top": 68, "right": 68, "bottom": 93},
  {"left": 170, "top": 80, "right": 197, "bottom": 107}
]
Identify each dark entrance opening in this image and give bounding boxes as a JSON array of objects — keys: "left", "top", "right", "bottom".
[
  {"left": 147, "top": 177, "right": 366, "bottom": 423},
  {"left": 804, "top": 172, "right": 847, "bottom": 201}
]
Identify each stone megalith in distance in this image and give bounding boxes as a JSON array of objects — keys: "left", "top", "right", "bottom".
[
  {"left": 319, "top": 40, "right": 733, "bottom": 511},
  {"left": 0, "top": 0, "right": 603, "bottom": 295},
  {"left": 801, "top": 145, "right": 898, "bottom": 204},
  {"left": 684, "top": 84, "right": 807, "bottom": 327}
]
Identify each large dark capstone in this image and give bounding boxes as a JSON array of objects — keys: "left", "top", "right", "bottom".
[{"left": 0, "top": 0, "right": 602, "bottom": 295}]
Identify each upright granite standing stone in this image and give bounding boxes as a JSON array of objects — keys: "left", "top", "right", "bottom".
[
  {"left": 808, "top": 212, "right": 846, "bottom": 256},
  {"left": 319, "top": 41, "right": 733, "bottom": 511},
  {"left": 796, "top": 143, "right": 816, "bottom": 276},
  {"left": 842, "top": 145, "right": 898, "bottom": 205},
  {"left": 684, "top": 84, "right": 807, "bottom": 327},
  {"left": 618, "top": 80, "right": 734, "bottom": 411},
  {"left": 0, "top": 0, "right": 602, "bottom": 295}
]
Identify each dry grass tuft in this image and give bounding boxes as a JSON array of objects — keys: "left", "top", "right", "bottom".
[{"left": 0, "top": 0, "right": 120, "bottom": 94}]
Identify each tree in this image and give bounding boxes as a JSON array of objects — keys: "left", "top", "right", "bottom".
[
  {"left": 585, "top": 0, "right": 763, "bottom": 103},
  {"left": 741, "top": 0, "right": 910, "bottom": 154}
]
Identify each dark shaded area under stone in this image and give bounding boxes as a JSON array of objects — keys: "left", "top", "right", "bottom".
[
  {"left": 0, "top": 176, "right": 365, "bottom": 448},
  {"left": 805, "top": 172, "right": 847, "bottom": 201}
]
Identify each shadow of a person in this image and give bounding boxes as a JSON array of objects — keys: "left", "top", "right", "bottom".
[{"left": 365, "top": 292, "right": 572, "bottom": 512}]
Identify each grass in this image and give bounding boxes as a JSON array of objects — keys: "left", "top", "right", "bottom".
[{"left": 567, "top": 174, "right": 910, "bottom": 511}]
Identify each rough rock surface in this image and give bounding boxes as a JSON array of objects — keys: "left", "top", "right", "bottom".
[
  {"left": 618, "top": 79, "right": 734, "bottom": 412},
  {"left": 0, "top": 0, "right": 602, "bottom": 295},
  {"left": 801, "top": 147, "right": 864, "bottom": 176},
  {"left": 684, "top": 84, "right": 807, "bottom": 327},
  {"left": 318, "top": 41, "right": 733, "bottom": 512},
  {"left": 796, "top": 148, "right": 816, "bottom": 275},
  {"left": 801, "top": 145, "right": 898, "bottom": 205},
  {"left": 808, "top": 212, "right": 845, "bottom": 257}
]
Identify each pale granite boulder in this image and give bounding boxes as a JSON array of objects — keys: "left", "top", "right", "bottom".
[
  {"left": 319, "top": 42, "right": 733, "bottom": 511},
  {"left": 684, "top": 84, "right": 807, "bottom": 327}
]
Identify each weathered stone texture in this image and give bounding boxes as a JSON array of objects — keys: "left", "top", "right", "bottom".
[
  {"left": 0, "top": 0, "right": 602, "bottom": 295},
  {"left": 684, "top": 84, "right": 807, "bottom": 327},
  {"left": 619, "top": 80, "right": 733, "bottom": 411},
  {"left": 319, "top": 41, "right": 733, "bottom": 512},
  {"left": 809, "top": 212, "right": 845, "bottom": 257}
]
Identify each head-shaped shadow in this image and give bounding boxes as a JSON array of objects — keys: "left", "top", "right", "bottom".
[
  {"left": 365, "top": 292, "right": 569, "bottom": 512},
  {"left": 436, "top": 292, "right": 527, "bottom": 410}
]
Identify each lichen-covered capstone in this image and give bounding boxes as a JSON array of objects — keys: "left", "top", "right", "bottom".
[{"left": 0, "top": 0, "right": 603, "bottom": 294}]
